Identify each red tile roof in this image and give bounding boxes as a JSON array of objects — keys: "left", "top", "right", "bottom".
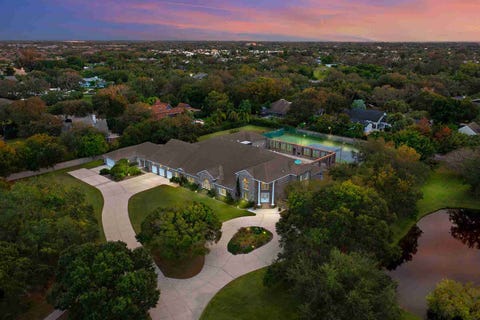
[{"left": 151, "top": 100, "right": 200, "bottom": 120}]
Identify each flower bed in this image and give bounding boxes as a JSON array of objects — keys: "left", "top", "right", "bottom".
[{"left": 227, "top": 226, "right": 273, "bottom": 255}]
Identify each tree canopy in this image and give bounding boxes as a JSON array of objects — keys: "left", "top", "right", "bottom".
[{"left": 49, "top": 241, "right": 159, "bottom": 320}]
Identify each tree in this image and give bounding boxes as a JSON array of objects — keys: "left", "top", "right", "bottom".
[
  {"left": 203, "top": 90, "right": 230, "bottom": 114},
  {"left": 56, "top": 70, "right": 82, "bottom": 90},
  {"left": 287, "top": 249, "right": 401, "bottom": 320},
  {"left": 16, "top": 134, "right": 66, "bottom": 170},
  {"left": 76, "top": 130, "right": 109, "bottom": 157},
  {"left": 49, "top": 242, "right": 159, "bottom": 320},
  {"left": 50, "top": 99, "right": 93, "bottom": 117},
  {"left": 351, "top": 99, "right": 366, "bottom": 110},
  {"left": 287, "top": 88, "right": 327, "bottom": 124},
  {"left": 0, "top": 141, "right": 17, "bottom": 177},
  {"left": 0, "top": 241, "right": 33, "bottom": 319},
  {"left": 93, "top": 85, "right": 131, "bottom": 118},
  {"left": 137, "top": 202, "right": 221, "bottom": 261},
  {"left": 0, "top": 181, "right": 99, "bottom": 317},
  {"left": 426, "top": 279, "right": 480, "bottom": 320}
]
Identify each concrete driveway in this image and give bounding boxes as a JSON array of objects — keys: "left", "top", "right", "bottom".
[
  {"left": 69, "top": 168, "right": 174, "bottom": 248},
  {"left": 69, "top": 168, "right": 281, "bottom": 320}
]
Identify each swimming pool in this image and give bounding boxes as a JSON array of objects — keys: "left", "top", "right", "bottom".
[{"left": 265, "top": 131, "right": 359, "bottom": 163}]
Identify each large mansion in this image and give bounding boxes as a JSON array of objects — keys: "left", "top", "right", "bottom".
[{"left": 103, "top": 132, "right": 324, "bottom": 207}]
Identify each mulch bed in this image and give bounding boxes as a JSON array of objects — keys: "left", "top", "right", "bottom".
[{"left": 227, "top": 226, "right": 273, "bottom": 255}]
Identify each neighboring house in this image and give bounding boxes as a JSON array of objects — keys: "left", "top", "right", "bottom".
[
  {"left": 80, "top": 76, "right": 107, "bottom": 89},
  {"left": 472, "top": 98, "right": 480, "bottom": 107},
  {"left": 345, "top": 109, "right": 390, "bottom": 134},
  {"left": 151, "top": 100, "right": 200, "bottom": 120},
  {"left": 103, "top": 134, "right": 323, "bottom": 207},
  {"left": 262, "top": 99, "right": 292, "bottom": 117},
  {"left": 458, "top": 122, "right": 480, "bottom": 136},
  {"left": 63, "top": 114, "right": 119, "bottom": 141}
]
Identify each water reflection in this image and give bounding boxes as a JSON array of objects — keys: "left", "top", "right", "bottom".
[
  {"left": 449, "top": 209, "right": 480, "bottom": 249},
  {"left": 389, "top": 209, "right": 480, "bottom": 318},
  {"left": 387, "top": 225, "right": 422, "bottom": 270}
]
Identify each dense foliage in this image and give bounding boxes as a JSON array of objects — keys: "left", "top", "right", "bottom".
[
  {"left": 48, "top": 241, "right": 159, "bottom": 320},
  {"left": 0, "top": 181, "right": 98, "bottom": 319},
  {"left": 426, "top": 279, "right": 480, "bottom": 320},
  {"left": 137, "top": 202, "right": 221, "bottom": 260},
  {"left": 266, "top": 139, "right": 428, "bottom": 319}
]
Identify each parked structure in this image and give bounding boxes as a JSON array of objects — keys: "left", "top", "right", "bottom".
[
  {"left": 458, "top": 122, "right": 480, "bottom": 136},
  {"left": 345, "top": 109, "right": 390, "bottom": 134},
  {"left": 262, "top": 99, "right": 292, "bottom": 117},
  {"left": 63, "top": 114, "right": 119, "bottom": 141},
  {"left": 151, "top": 100, "right": 200, "bottom": 120},
  {"left": 103, "top": 133, "right": 323, "bottom": 207}
]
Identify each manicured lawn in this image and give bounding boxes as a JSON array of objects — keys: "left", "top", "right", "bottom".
[
  {"left": 197, "top": 125, "right": 274, "bottom": 142},
  {"left": 392, "top": 165, "right": 480, "bottom": 243},
  {"left": 200, "top": 268, "right": 299, "bottom": 320},
  {"left": 129, "top": 185, "right": 254, "bottom": 233}
]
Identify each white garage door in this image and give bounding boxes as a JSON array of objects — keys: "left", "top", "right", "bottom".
[
  {"left": 106, "top": 158, "right": 115, "bottom": 168},
  {"left": 152, "top": 165, "right": 158, "bottom": 174},
  {"left": 159, "top": 168, "right": 165, "bottom": 177},
  {"left": 167, "top": 171, "right": 173, "bottom": 179}
]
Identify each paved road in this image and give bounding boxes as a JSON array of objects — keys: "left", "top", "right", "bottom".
[{"left": 68, "top": 168, "right": 281, "bottom": 320}]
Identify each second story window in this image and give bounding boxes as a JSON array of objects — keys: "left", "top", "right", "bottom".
[{"left": 261, "top": 182, "right": 269, "bottom": 190}]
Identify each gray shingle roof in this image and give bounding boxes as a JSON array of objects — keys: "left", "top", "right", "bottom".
[
  {"left": 268, "top": 99, "right": 292, "bottom": 116},
  {"left": 104, "top": 135, "right": 318, "bottom": 187},
  {"left": 346, "top": 109, "right": 386, "bottom": 123}
]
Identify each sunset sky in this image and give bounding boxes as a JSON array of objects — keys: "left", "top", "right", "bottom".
[{"left": 1, "top": 0, "right": 479, "bottom": 41}]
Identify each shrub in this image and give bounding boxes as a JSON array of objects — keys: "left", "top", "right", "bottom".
[
  {"left": 238, "top": 200, "right": 255, "bottom": 209},
  {"left": 225, "top": 192, "right": 235, "bottom": 205},
  {"left": 227, "top": 226, "right": 273, "bottom": 255},
  {"left": 99, "top": 168, "right": 110, "bottom": 175},
  {"left": 207, "top": 188, "right": 216, "bottom": 198}
]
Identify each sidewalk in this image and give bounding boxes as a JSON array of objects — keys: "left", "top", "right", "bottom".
[{"left": 6, "top": 156, "right": 101, "bottom": 181}]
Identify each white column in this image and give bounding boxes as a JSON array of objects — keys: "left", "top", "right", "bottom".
[
  {"left": 271, "top": 181, "right": 275, "bottom": 206},
  {"left": 257, "top": 181, "right": 261, "bottom": 206}
]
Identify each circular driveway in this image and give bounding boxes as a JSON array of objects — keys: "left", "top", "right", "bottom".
[{"left": 69, "top": 168, "right": 281, "bottom": 320}]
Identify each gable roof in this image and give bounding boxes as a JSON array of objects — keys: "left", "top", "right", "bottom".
[
  {"left": 104, "top": 136, "right": 319, "bottom": 188},
  {"left": 462, "top": 122, "right": 480, "bottom": 134},
  {"left": 268, "top": 99, "right": 292, "bottom": 116},
  {"left": 346, "top": 109, "right": 387, "bottom": 123}
]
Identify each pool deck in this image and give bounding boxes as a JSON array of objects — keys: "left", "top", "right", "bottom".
[{"left": 268, "top": 150, "right": 314, "bottom": 163}]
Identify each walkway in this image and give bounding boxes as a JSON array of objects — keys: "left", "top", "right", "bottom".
[
  {"left": 7, "top": 156, "right": 101, "bottom": 181},
  {"left": 68, "top": 167, "right": 281, "bottom": 320}
]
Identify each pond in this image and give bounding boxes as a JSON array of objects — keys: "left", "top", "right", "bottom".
[{"left": 389, "top": 209, "right": 480, "bottom": 318}]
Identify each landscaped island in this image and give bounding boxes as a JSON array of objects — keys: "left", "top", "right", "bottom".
[{"left": 228, "top": 226, "right": 273, "bottom": 255}]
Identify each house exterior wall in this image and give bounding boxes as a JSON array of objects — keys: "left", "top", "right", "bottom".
[{"left": 235, "top": 171, "right": 256, "bottom": 202}]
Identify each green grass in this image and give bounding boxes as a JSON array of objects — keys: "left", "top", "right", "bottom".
[
  {"left": 197, "top": 125, "right": 273, "bottom": 142},
  {"left": 392, "top": 165, "right": 480, "bottom": 243},
  {"left": 129, "top": 185, "right": 253, "bottom": 233},
  {"left": 401, "top": 310, "right": 422, "bottom": 320},
  {"left": 26, "top": 160, "right": 106, "bottom": 242},
  {"left": 200, "top": 268, "right": 299, "bottom": 320}
]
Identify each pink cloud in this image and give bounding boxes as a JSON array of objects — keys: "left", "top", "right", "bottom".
[{"left": 68, "top": 0, "right": 480, "bottom": 41}]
